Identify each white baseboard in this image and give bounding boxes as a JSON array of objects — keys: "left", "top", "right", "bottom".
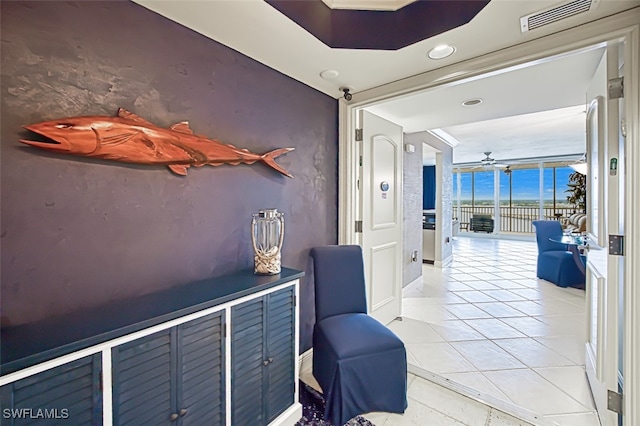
[
  {"left": 435, "top": 254, "right": 453, "bottom": 267},
  {"left": 299, "top": 348, "right": 313, "bottom": 374},
  {"left": 269, "top": 402, "right": 302, "bottom": 426},
  {"left": 403, "top": 275, "right": 423, "bottom": 291}
]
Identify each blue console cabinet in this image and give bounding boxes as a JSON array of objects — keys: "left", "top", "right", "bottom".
[
  {"left": 1, "top": 268, "right": 303, "bottom": 426},
  {"left": 112, "top": 311, "right": 225, "bottom": 425},
  {"left": 231, "top": 286, "right": 296, "bottom": 425},
  {"left": 0, "top": 354, "right": 102, "bottom": 425}
]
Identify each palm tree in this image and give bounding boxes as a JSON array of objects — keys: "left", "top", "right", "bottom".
[{"left": 566, "top": 171, "right": 586, "bottom": 213}]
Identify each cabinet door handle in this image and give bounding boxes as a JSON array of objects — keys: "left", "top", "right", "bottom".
[
  {"left": 263, "top": 357, "right": 274, "bottom": 366},
  {"left": 179, "top": 408, "right": 188, "bottom": 417},
  {"left": 170, "top": 413, "right": 179, "bottom": 421}
]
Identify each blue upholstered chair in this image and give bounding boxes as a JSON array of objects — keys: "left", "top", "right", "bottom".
[
  {"left": 532, "top": 220, "right": 585, "bottom": 288},
  {"left": 310, "top": 245, "right": 407, "bottom": 425}
]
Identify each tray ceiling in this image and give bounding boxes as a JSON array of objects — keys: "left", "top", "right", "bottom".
[{"left": 265, "top": 0, "right": 490, "bottom": 50}]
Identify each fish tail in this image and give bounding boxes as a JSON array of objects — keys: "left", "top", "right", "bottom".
[{"left": 261, "top": 148, "right": 294, "bottom": 178}]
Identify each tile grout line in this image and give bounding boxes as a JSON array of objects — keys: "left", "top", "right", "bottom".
[
  {"left": 406, "top": 236, "right": 596, "bottom": 425},
  {"left": 407, "top": 364, "right": 555, "bottom": 426}
]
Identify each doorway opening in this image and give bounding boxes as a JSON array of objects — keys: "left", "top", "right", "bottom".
[
  {"left": 383, "top": 46, "right": 596, "bottom": 423},
  {"left": 339, "top": 20, "right": 638, "bottom": 425}
]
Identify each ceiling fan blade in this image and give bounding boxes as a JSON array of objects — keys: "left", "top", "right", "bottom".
[{"left": 479, "top": 151, "right": 496, "bottom": 166}]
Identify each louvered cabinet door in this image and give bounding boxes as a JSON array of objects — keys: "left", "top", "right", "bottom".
[
  {"left": 0, "top": 354, "right": 102, "bottom": 426},
  {"left": 265, "top": 286, "right": 295, "bottom": 424},
  {"left": 231, "top": 285, "right": 296, "bottom": 426},
  {"left": 111, "top": 328, "right": 174, "bottom": 425},
  {"left": 231, "top": 296, "right": 266, "bottom": 425},
  {"left": 177, "top": 311, "right": 225, "bottom": 426}
]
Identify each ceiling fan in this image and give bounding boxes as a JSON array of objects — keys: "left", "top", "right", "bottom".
[{"left": 474, "top": 152, "right": 508, "bottom": 169}]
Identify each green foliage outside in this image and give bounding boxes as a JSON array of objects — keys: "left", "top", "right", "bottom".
[{"left": 565, "top": 171, "right": 587, "bottom": 213}]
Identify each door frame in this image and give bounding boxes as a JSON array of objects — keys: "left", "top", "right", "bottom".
[
  {"left": 584, "top": 44, "right": 621, "bottom": 426},
  {"left": 338, "top": 9, "right": 640, "bottom": 424}
]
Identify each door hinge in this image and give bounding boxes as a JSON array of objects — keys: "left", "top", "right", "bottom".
[
  {"left": 223, "top": 324, "right": 227, "bottom": 339},
  {"left": 355, "top": 220, "right": 363, "bottom": 233},
  {"left": 355, "top": 128, "right": 363, "bottom": 141},
  {"left": 609, "top": 235, "right": 624, "bottom": 256},
  {"left": 293, "top": 294, "right": 297, "bottom": 307},
  {"left": 608, "top": 390, "right": 623, "bottom": 414},
  {"left": 609, "top": 77, "right": 624, "bottom": 99}
]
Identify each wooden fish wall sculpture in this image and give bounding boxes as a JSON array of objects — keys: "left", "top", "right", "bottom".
[{"left": 21, "top": 108, "right": 294, "bottom": 177}]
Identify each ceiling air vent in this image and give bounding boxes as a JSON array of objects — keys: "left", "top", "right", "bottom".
[{"left": 520, "top": 0, "right": 599, "bottom": 33}]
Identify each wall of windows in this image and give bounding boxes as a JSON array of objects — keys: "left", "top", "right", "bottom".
[
  {"left": 474, "top": 171, "right": 494, "bottom": 205},
  {"left": 543, "top": 166, "right": 574, "bottom": 209},
  {"left": 453, "top": 165, "right": 576, "bottom": 233},
  {"left": 453, "top": 170, "right": 494, "bottom": 206}
]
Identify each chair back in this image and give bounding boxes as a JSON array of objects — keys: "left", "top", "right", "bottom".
[
  {"left": 310, "top": 245, "right": 367, "bottom": 322},
  {"left": 532, "top": 220, "right": 567, "bottom": 253}
]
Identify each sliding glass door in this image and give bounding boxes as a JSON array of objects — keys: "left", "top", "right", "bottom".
[{"left": 453, "top": 164, "right": 576, "bottom": 234}]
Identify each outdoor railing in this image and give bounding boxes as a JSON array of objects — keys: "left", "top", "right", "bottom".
[{"left": 455, "top": 206, "right": 576, "bottom": 234}]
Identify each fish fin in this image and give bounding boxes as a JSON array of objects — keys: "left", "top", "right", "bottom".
[
  {"left": 170, "top": 121, "right": 194, "bottom": 135},
  {"left": 117, "top": 108, "right": 154, "bottom": 125},
  {"left": 261, "top": 148, "right": 294, "bottom": 178},
  {"left": 95, "top": 130, "right": 137, "bottom": 147},
  {"left": 140, "top": 137, "right": 156, "bottom": 150},
  {"left": 207, "top": 160, "right": 257, "bottom": 167},
  {"left": 168, "top": 164, "right": 190, "bottom": 176}
]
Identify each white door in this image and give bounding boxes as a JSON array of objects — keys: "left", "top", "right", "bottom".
[
  {"left": 584, "top": 45, "right": 624, "bottom": 426},
  {"left": 359, "top": 110, "right": 403, "bottom": 325}
]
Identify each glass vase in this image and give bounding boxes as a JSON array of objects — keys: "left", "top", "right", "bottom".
[{"left": 251, "top": 209, "right": 284, "bottom": 275}]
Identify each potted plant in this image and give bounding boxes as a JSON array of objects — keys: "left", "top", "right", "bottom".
[{"left": 566, "top": 171, "right": 586, "bottom": 213}]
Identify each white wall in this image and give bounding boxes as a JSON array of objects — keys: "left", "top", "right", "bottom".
[
  {"left": 402, "top": 138, "right": 424, "bottom": 287},
  {"left": 405, "top": 131, "right": 453, "bottom": 265}
]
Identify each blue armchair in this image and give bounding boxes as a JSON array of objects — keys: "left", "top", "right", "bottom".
[
  {"left": 310, "top": 245, "right": 407, "bottom": 425},
  {"left": 532, "top": 220, "right": 585, "bottom": 288}
]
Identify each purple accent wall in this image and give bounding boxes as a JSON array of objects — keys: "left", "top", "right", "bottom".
[
  {"left": 0, "top": 1, "right": 337, "bottom": 352},
  {"left": 266, "top": 0, "right": 490, "bottom": 50}
]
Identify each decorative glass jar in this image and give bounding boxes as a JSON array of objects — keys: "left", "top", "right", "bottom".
[{"left": 251, "top": 209, "right": 284, "bottom": 275}]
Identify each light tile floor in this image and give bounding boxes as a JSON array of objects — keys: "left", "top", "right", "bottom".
[
  {"left": 389, "top": 236, "right": 598, "bottom": 426},
  {"left": 300, "top": 368, "right": 536, "bottom": 426}
]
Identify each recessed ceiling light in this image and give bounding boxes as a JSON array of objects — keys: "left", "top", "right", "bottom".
[
  {"left": 320, "top": 69, "right": 339, "bottom": 80},
  {"left": 427, "top": 44, "right": 456, "bottom": 60},
  {"left": 462, "top": 98, "right": 483, "bottom": 106}
]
